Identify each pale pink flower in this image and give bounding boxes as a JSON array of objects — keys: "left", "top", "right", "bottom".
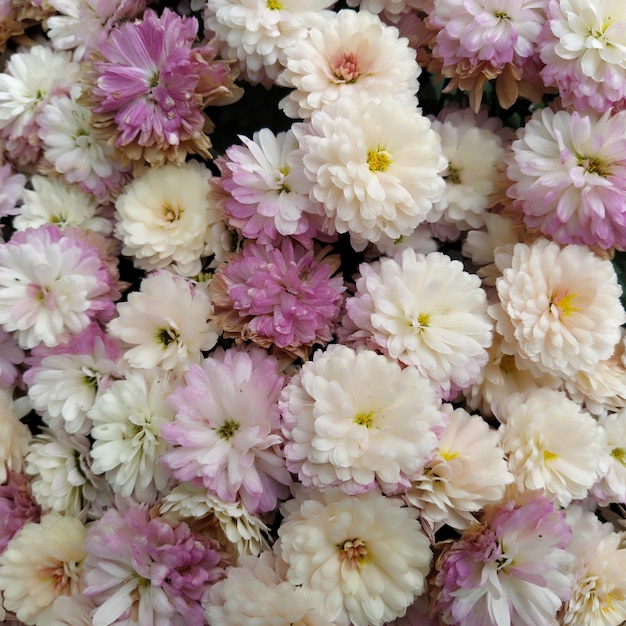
[
  {"left": 0, "top": 472, "right": 41, "bottom": 553},
  {"left": 0, "top": 162, "right": 25, "bottom": 221},
  {"left": 0, "top": 329, "right": 24, "bottom": 390}
]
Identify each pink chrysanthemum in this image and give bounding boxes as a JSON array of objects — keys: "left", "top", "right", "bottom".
[
  {"left": 160, "top": 346, "right": 292, "bottom": 514},
  {"left": 506, "top": 107, "right": 626, "bottom": 249},
  {"left": 428, "top": 0, "right": 547, "bottom": 112},
  {"left": 209, "top": 239, "right": 345, "bottom": 358},
  {"left": 432, "top": 491, "right": 574, "bottom": 626},
  {"left": 0, "top": 226, "right": 116, "bottom": 349},
  {"left": 81, "top": 7, "right": 242, "bottom": 167},
  {"left": 0, "top": 472, "right": 41, "bottom": 553},
  {"left": 84, "top": 504, "right": 226, "bottom": 626},
  {"left": 0, "top": 329, "right": 23, "bottom": 390}
]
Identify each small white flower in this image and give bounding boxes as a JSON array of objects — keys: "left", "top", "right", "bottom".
[
  {"left": 591, "top": 410, "right": 626, "bottom": 506},
  {"left": 88, "top": 371, "right": 174, "bottom": 502}
]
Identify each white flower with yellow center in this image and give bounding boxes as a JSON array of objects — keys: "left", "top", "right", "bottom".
[{"left": 277, "top": 489, "right": 432, "bottom": 626}]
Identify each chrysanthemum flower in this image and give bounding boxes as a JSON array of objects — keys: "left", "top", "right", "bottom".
[
  {"left": 88, "top": 371, "right": 174, "bottom": 503},
  {"left": 0, "top": 391, "right": 31, "bottom": 483},
  {"left": 343, "top": 249, "right": 493, "bottom": 397},
  {"left": 0, "top": 472, "right": 41, "bottom": 553},
  {"left": 405, "top": 404, "right": 512, "bottom": 531},
  {"left": 203, "top": 0, "right": 335, "bottom": 87},
  {"left": 81, "top": 7, "right": 242, "bottom": 167},
  {"left": 160, "top": 346, "right": 291, "bottom": 514},
  {"left": 432, "top": 491, "right": 574, "bottom": 626},
  {"left": 217, "top": 128, "right": 323, "bottom": 247},
  {"left": 294, "top": 91, "right": 446, "bottom": 249},
  {"left": 591, "top": 410, "right": 626, "bottom": 506},
  {"left": 498, "top": 388, "right": 609, "bottom": 507},
  {"left": 0, "top": 162, "right": 25, "bottom": 220},
  {"left": 0, "top": 225, "right": 116, "bottom": 349},
  {"left": 114, "top": 160, "right": 230, "bottom": 275},
  {"left": 209, "top": 239, "right": 344, "bottom": 358},
  {"left": 84, "top": 504, "right": 226, "bottom": 626},
  {"left": 277, "top": 488, "right": 432, "bottom": 626},
  {"left": 280, "top": 344, "right": 445, "bottom": 494},
  {"left": 108, "top": 271, "right": 219, "bottom": 374},
  {"left": 506, "top": 107, "right": 626, "bottom": 249},
  {"left": 539, "top": 0, "right": 626, "bottom": 112},
  {"left": 206, "top": 551, "right": 329, "bottom": 625},
  {"left": 278, "top": 9, "right": 420, "bottom": 120},
  {"left": 490, "top": 238, "right": 626, "bottom": 377},
  {"left": 0, "top": 329, "right": 24, "bottom": 390},
  {"left": 0, "top": 513, "right": 86, "bottom": 625}
]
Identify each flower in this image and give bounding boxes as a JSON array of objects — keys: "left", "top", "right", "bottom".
[
  {"left": 0, "top": 513, "right": 86, "bottom": 625},
  {"left": 81, "top": 7, "right": 242, "bottom": 167},
  {"left": 489, "top": 238, "right": 626, "bottom": 377},
  {"left": 498, "top": 388, "right": 609, "bottom": 507},
  {"left": 88, "top": 371, "right": 174, "bottom": 502},
  {"left": 293, "top": 91, "right": 446, "bottom": 249},
  {"left": 108, "top": 271, "right": 219, "bottom": 374},
  {"left": 0, "top": 329, "right": 24, "bottom": 390},
  {"left": 506, "top": 107, "right": 626, "bottom": 249},
  {"left": 114, "top": 160, "right": 230, "bottom": 275},
  {"left": 160, "top": 346, "right": 291, "bottom": 514},
  {"left": 217, "top": 128, "right": 323, "bottom": 247},
  {"left": 24, "top": 323, "right": 120, "bottom": 435},
  {"left": 206, "top": 551, "right": 330, "bottom": 625},
  {"left": 47, "top": 595, "right": 95, "bottom": 626},
  {"left": 343, "top": 249, "right": 493, "bottom": 397},
  {"left": 83, "top": 504, "right": 226, "bottom": 626},
  {"left": 432, "top": 491, "right": 574, "bottom": 626},
  {"left": 280, "top": 344, "right": 445, "bottom": 494},
  {"left": 14, "top": 175, "right": 113, "bottom": 235},
  {"left": 405, "top": 404, "right": 512, "bottom": 531},
  {"left": 278, "top": 9, "right": 420, "bottom": 119},
  {"left": 209, "top": 239, "right": 345, "bottom": 358},
  {"left": 203, "top": 0, "right": 335, "bottom": 87},
  {"left": 0, "top": 472, "right": 41, "bottom": 553},
  {"left": 0, "top": 391, "right": 31, "bottom": 483},
  {"left": 277, "top": 488, "right": 432, "bottom": 626},
  {"left": 591, "top": 409, "right": 626, "bottom": 506},
  {"left": 539, "top": 0, "right": 626, "bottom": 113},
  {"left": 0, "top": 162, "right": 25, "bottom": 220},
  {"left": 0, "top": 225, "right": 116, "bottom": 349}
]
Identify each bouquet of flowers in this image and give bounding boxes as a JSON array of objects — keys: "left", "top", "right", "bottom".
[{"left": 0, "top": 0, "right": 626, "bottom": 624}]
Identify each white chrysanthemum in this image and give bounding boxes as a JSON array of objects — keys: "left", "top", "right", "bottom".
[
  {"left": 204, "top": 0, "right": 334, "bottom": 87},
  {"left": 278, "top": 10, "right": 419, "bottom": 119},
  {"left": 277, "top": 489, "right": 432, "bottom": 626},
  {"left": 428, "top": 108, "right": 508, "bottom": 231},
  {"left": 591, "top": 410, "right": 626, "bottom": 506},
  {"left": 563, "top": 506, "right": 626, "bottom": 626},
  {"left": 0, "top": 45, "right": 80, "bottom": 137},
  {"left": 344, "top": 249, "right": 492, "bottom": 396},
  {"left": 405, "top": 404, "right": 513, "bottom": 531},
  {"left": 206, "top": 551, "right": 330, "bottom": 625},
  {"left": 369, "top": 223, "right": 438, "bottom": 258},
  {"left": 0, "top": 391, "right": 31, "bottom": 483},
  {"left": 294, "top": 92, "right": 446, "bottom": 249},
  {"left": 13, "top": 175, "right": 112, "bottom": 235},
  {"left": 464, "top": 332, "right": 562, "bottom": 418},
  {"left": 88, "top": 371, "right": 174, "bottom": 502},
  {"left": 25, "top": 429, "right": 112, "bottom": 520},
  {"left": 160, "top": 482, "right": 271, "bottom": 557},
  {"left": 114, "top": 161, "right": 229, "bottom": 275},
  {"left": 490, "top": 238, "right": 626, "bottom": 377},
  {"left": 280, "top": 344, "right": 444, "bottom": 494},
  {"left": 499, "top": 388, "right": 609, "bottom": 507},
  {"left": 0, "top": 513, "right": 86, "bottom": 625},
  {"left": 108, "top": 271, "right": 219, "bottom": 374}
]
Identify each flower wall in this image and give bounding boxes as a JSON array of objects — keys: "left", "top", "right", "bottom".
[{"left": 0, "top": 0, "right": 626, "bottom": 625}]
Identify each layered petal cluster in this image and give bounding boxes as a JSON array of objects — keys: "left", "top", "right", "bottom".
[
  {"left": 0, "top": 472, "right": 41, "bottom": 553},
  {"left": 280, "top": 344, "right": 444, "bottom": 494}
]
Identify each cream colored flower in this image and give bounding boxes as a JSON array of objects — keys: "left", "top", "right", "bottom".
[{"left": 0, "top": 391, "right": 31, "bottom": 484}]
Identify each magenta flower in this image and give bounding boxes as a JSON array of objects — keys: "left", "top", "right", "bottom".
[
  {"left": 0, "top": 472, "right": 41, "bottom": 553},
  {"left": 84, "top": 504, "right": 226, "bottom": 626},
  {"left": 209, "top": 238, "right": 345, "bottom": 358},
  {"left": 83, "top": 7, "right": 241, "bottom": 166}
]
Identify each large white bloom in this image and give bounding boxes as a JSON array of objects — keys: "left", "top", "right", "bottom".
[
  {"left": 114, "top": 161, "right": 229, "bottom": 275},
  {"left": 0, "top": 513, "right": 86, "bottom": 625},
  {"left": 88, "top": 371, "right": 174, "bottom": 502},
  {"left": 0, "top": 391, "right": 31, "bottom": 483},
  {"left": 490, "top": 238, "right": 626, "bottom": 377},
  {"left": 108, "top": 271, "right": 219, "bottom": 375},
  {"left": 405, "top": 404, "right": 513, "bottom": 531},
  {"left": 343, "top": 249, "right": 493, "bottom": 396},
  {"left": 293, "top": 91, "right": 446, "bottom": 249},
  {"left": 277, "top": 489, "right": 432, "bottom": 626},
  {"left": 278, "top": 9, "right": 419, "bottom": 119},
  {"left": 280, "top": 344, "right": 444, "bottom": 494},
  {"left": 499, "top": 388, "right": 610, "bottom": 507}
]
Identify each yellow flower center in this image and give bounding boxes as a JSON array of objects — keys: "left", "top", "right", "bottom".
[
  {"left": 577, "top": 154, "right": 610, "bottom": 177},
  {"left": 552, "top": 292, "right": 578, "bottom": 318},
  {"left": 543, "top": 450, "right": 559, "bottom": 462},
  {"left": 216, "top": 419, "right": 240, "bottom": 440},
  {"left": 445, "top": 164, "right": 462, "bottom": 185},
  {"left": 162, "top": 202, "right": 183, "bottom": 223},
  {"left": 611, "top": 447, "right": 626, "bottom": 465},
  {"left": 266, "top": 0, "right": 282, "bottom": 9},
  {"left": 440, "top": 449, "right": 459, "bottom": 462},
  {"left": 354, "top": 412, "right": 374, "bottom": 428},
  {"left": 339, "top": 538, "right": 369, "bottom": 567},
  {"left": 367, "top": 149, "right": 392, "bottom": 172}
]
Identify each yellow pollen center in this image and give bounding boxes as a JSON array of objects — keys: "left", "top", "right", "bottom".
[
  {"left": 440, "top": 449, "right": 459, "bottom": 462},
  {"left": 216, "top": 419, "right": 240, "bottom": 440},
  {"left": 339, "top": 538, "right": 369, "bottom": 567},
  {"left": 611, "top": 447, "right": 626, "bottom": 465},
  {"left": 577, "top": 154, "right": 610, "bottom": 177},
  {"left": 162, "top": 202, "right": 183, "bottom": 223},
  {"left": 367, "top": 149, "right": 392, "bottom": 172},
  {"left": 354, "top": 412, "right": 374, "bottom": 428},
  {"left": 553, "top": 292, "right": 578, "bottom": 317},
  {"left": 266, "top": 0, "right": 282, "bottom": 9},
  {"left": 543, "top": 450, "right": 559, "bottom": 462}
]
